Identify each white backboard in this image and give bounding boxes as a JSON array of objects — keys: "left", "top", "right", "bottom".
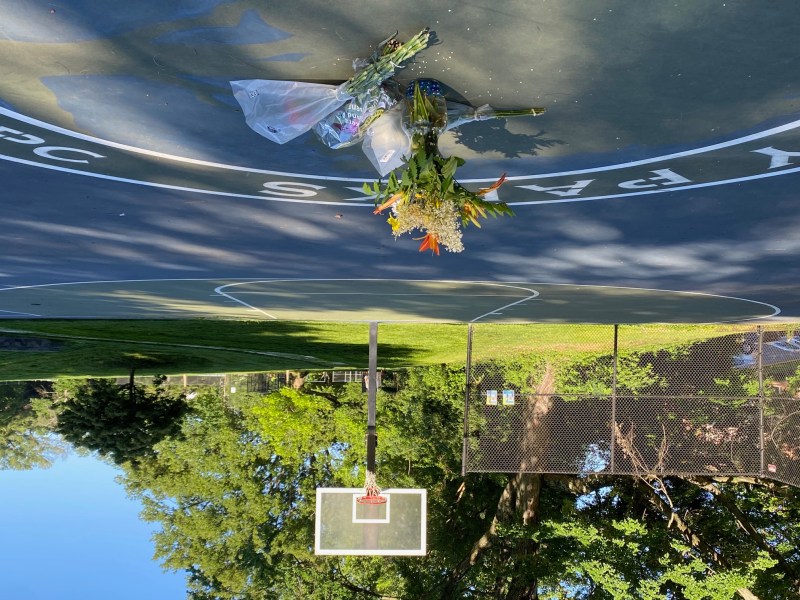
[{"left": 314, "top": 488, "right": 427, "bottom": 556}]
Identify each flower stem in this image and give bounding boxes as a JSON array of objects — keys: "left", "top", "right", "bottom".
[
  {"left": 491, "top": 107, "right": 547, "bottom": 118},
  {"left": 345, "top": 28, "right": 431, "bottom": 97}
]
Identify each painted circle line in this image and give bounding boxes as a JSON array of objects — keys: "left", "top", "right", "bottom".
[
  {"left": 0, "top": 278, "right": 782, "bottom": 323},
  {"left": 213, "top": 278, "right": 779, "bottom": 323},
  {"left": 3, "top": 106, "right": 800, "bottom": 206},
  {"left": 3, "top": 106, "right": 800, "bottom": 182},
  {"left": 214, "top": 280, "right": 541, "bottom": 322}
]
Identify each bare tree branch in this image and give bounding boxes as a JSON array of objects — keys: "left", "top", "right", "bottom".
[
  {"left": 634, "top": 479, "right": 729, "bottom": 569},
  {"left": 615, "top": 423, "right": 764, "bottom": 600},
  {"left": 687, "top": 477, "right": 800, "bottom": 589}
]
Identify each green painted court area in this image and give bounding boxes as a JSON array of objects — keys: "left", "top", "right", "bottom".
[{"left": 0, "top": 279, "right": 780, "bottom": 323}]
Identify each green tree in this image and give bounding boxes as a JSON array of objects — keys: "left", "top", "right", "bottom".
[
  {"left": 55, "top": 375, "right": 187, "bottom": 465},
  {"left": 122, "top": 385, "right": 391, "bottom": 599},
  {"left": 120, "top": 365, "right": 800, "bottom": 599},
  {"left": 0, "top": 381, "right": 65, "bottom": 470}
]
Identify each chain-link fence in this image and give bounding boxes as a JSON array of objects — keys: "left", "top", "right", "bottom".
[{"left": 463, "top": 323, "right": 800, "bottom": 486}]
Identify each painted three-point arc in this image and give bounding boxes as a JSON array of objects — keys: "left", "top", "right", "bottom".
[{"left": 1, "top": 107, "right": 800, "bottom": 206}]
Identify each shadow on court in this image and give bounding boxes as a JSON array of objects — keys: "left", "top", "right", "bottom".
[{"left": 0, "top": 279, "right": 780, "bottom": 323}]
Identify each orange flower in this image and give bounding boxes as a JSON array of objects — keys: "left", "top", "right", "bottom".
[
  {"left": 416, "top": 232, "right": 440, "bottom": 255},
  {"left": 477, "top": 173, "right": 507, "bottom": 196},
  {"left": 373, "top": 192, "right": 403, "bottom": 215}
]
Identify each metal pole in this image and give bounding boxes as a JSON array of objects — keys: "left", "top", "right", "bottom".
[
  {"left": 366, "top": 322, "right": 378, "bottom": 476},
  {"left": 757, "top": 325, "right": 765, "bottom": 476},
  {"left": 462, "top": 324, "right": 473, "bottom": 477},
  {"left": 610, "top": 324, "right": 619, "bottom": 474}
]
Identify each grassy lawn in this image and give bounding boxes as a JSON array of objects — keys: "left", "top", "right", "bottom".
[
  {"left": 0, "top": 320, "right": 468, "bottom": 379},
  {"left": 467, "top": 322, "right": 765, "bottom": 358},
  {"left": 0, "top": 319, "right": 788, "bottom": 380}
]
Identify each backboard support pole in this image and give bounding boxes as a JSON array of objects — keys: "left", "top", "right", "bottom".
[{"left": 367, "top": 322, "right": 378, "bottom": 476}]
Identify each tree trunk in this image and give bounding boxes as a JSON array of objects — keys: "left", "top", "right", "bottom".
[
  {"left": 502, "top": 365, "right": 553, "bottom": 599},
  {"left": 518, "top": 364, "right": 555, "bottom": 472},
  {"left": 128, "top": 368, "right": 135, "bottom": 404},
  {"left": 436, "top": 364, "right": 556, "bottom": 598}
]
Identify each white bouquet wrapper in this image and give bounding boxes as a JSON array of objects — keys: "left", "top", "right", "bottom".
[
  {"left": 231, "top": 29, "right": 432, "bottom": 148},
  {"left": 312, "top": 85, "right": 399, "bottom": 149},
  {"left": 361, "top": 103, "right": 410, "bottom": 176},
  {"left": 445, "top": 102, "right": 496, "bottom": 129},
  {"left": 231, "top": 79, "right": 352, "bottom": 144},
  {"left": 361, "top": 101, "right": 497, "bottom": 176}
]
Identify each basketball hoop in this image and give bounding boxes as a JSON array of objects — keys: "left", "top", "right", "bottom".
[
  {"left": 356, "top": 492, "right": 388, "bottom": 505},
  {"left": 356, "top": 470, "right": 387, "bottom": 505}
]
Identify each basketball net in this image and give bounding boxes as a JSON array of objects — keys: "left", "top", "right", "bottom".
[{"left": 357, "top": 470, "right": 387, "bottom": 504}]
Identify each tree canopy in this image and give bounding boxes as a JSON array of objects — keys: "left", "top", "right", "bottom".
[
  {"left": 110, "top": 360, "right": 800, "bottom": 599},
  {"left": 0, "top": 381, "right": 65, "bottom": 470},
  {"left": 55, "top": 375, "right": 188, "bottom": 465}
]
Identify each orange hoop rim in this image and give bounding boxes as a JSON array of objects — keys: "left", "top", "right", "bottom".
[{"left": 356, "top": 493, "right": 388, "bottom": 505}]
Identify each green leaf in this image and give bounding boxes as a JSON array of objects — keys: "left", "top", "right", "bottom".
[
  {"left": 441, "top": 157, "right": 458, "bottom": 180},
  {"left": 408, "top": 156, "right": 419, "bottom": 179},
  {"left": 441, "top": 176, "right": 454, "bottom": 196}
]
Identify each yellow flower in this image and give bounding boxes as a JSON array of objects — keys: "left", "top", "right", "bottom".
[{"left": 387, "top": 214, "right": 400, "bottom": 232}]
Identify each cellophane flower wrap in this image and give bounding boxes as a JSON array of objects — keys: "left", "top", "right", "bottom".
[
  {"left": 366, "top": 83, "right": 514, "bottom": 255},
  {"left": 231, "top": 28, "right": 430, "bottom": 145}
]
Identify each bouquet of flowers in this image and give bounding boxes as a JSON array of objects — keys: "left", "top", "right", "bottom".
[
  {"left": 231, "top": 29, "right": 548, "bottom": 256},
  {"left": 361, "top": 79, "right": 546, "bottom": 175},
  {"left": 231, "top": 29, "right": 430, "bottom": 145},
  {"left": 365, "top": 82, "right": 520, "bottom": 255}
]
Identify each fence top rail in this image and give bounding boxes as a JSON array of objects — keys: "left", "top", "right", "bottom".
[{"left": 469, "top": 392, "right": 764, "bottom": 402}]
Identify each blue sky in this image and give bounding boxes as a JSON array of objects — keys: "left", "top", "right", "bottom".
[{"left": 0, "top": 450, "right": 186, "bottom": 600}]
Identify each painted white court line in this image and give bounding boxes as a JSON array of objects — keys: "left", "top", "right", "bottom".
[
  {"left": 0, "top": 153, "right": 366, "bottom": 206},
  {"left": 212, "top": 284, "right": 277, "bottom": 319},
  {"left": 5, "top": 105, "right": 800, "bottom": 207},
  {"left": 0, "top": 278, "right": 783, "bottom": 323},
  {"left": 490, "top": 281, "right": 782, "bottom": 324},
  {"left": 0, "top": 277, "right": 268, "bottom": 291},
  {"left": 0, "top": 107, "right": 364, "bottom": 182},
  {"left": 507, "top": 165, "right": 800, "bottom": 206},
  {"left": 468, "top": 284, "right": 541, "bottom": 323},
  {"left": 216, "top": 280, "right": 541, "bottom": 320},
  {"left": 497, "top": 119, "right": 800, "bottom": 181},
  {"left": 4, "top": 106, "right": 800, "bottom": 184},
  {"left": 0, "top": 308, "right": 41, "bottom": 317},
  {"left": 5, "top": 146, "right": 799, "bottom": 207},
  {"left": 224, "top": 292, "right": 529, "bottom": 297}
]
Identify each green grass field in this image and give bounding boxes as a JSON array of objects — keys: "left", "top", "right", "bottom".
[{"left": 0, "top": 320, "right": 789, "bottom": 380}]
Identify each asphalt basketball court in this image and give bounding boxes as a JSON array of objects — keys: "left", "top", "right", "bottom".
[
  {"left": 1, "top": 2, "right": 799, "bottom": 323},
  {"left": 2, "top": 3, "right": 800, "bottom": 564}
]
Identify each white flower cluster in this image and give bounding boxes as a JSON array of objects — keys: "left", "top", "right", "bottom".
[{"left": 392, "top": 199, "right": 464, "bottom": 253}]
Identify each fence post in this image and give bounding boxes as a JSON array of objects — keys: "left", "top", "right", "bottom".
[
  {"left": 611, "top": 324, "right": 619, "bottom": 474},
  {"left": 462, "top": 324, "right": 473, "bottom": 477},
  {"left": 757, "top": 325, "right": 765, "bottom": 477}
]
